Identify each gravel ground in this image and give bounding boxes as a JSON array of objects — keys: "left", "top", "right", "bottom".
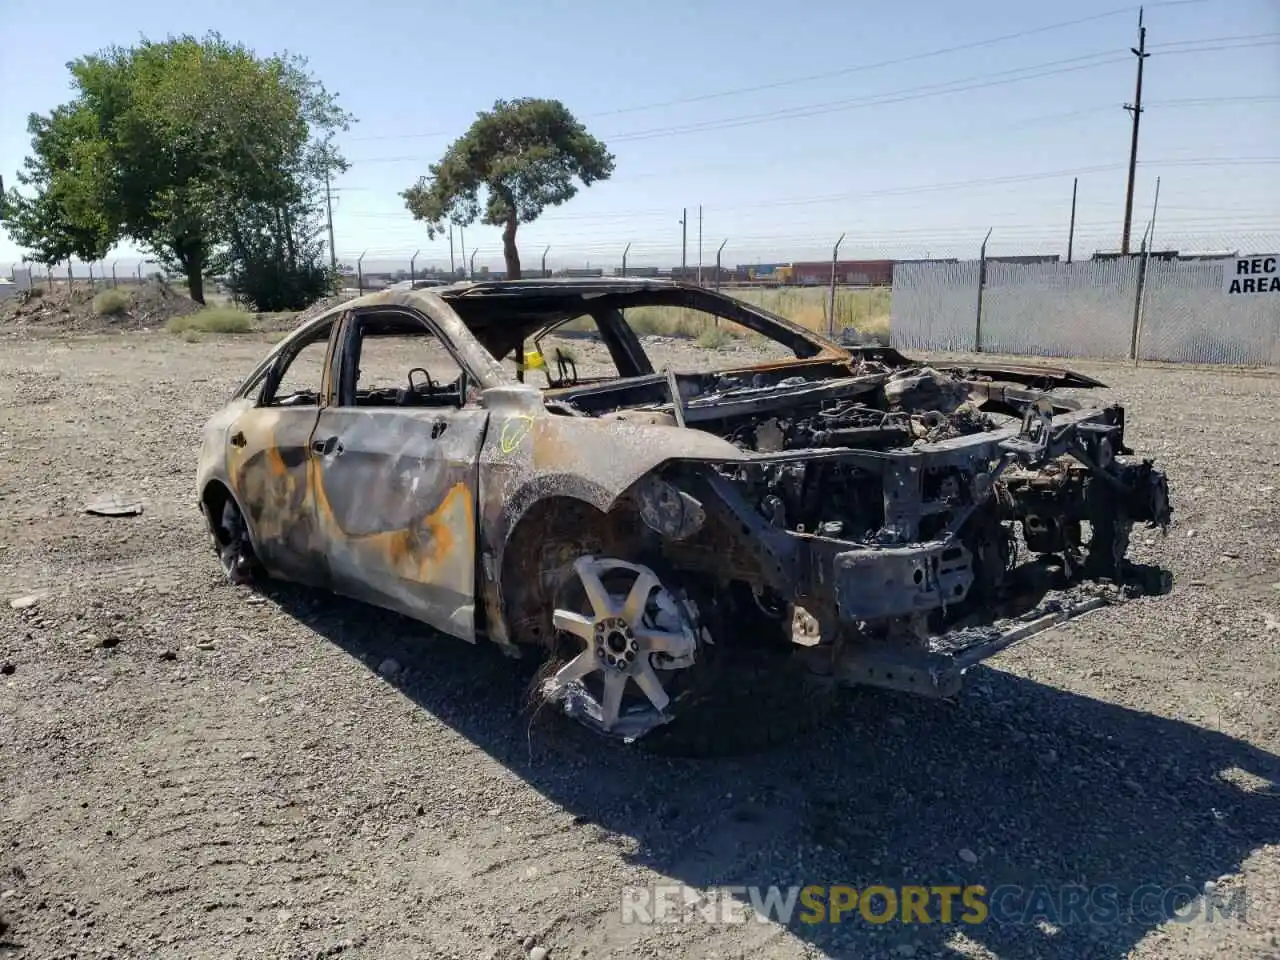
[{"left": 1, "top": 329, "right": 1278, "bottom": 960}]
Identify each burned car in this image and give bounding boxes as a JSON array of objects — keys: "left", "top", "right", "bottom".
[{"left": 196, "top": 279, "right": 1172, "bottom": 747}]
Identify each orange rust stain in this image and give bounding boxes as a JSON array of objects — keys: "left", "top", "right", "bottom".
[
  {"left": 308, "top": 453, "right": 335, "bottom": 529},
  {"left": 530, "top": 420, "right": 584, "bottom": 471},
  {"left": 352, "top": 482, "right": 475, "bottom": 585},
  {"left": 266, "top": 445, "right": 290, "bottom": 479}
]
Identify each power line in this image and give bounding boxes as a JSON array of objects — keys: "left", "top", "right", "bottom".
[
  {"left": 603, "top": 52, "right": 1129, "bottom": 144},
  {"left": 345, "top": 0, "right": 1224, "bottom": 142},
  {"left": 592, "top": 5, "right": 1164, "bottom": 118},
  {"left": 340, "top": 41, "right": 1280, "bottom": 163},
  {"left": 332, "top": 158, "right": 1280, "bottom": 235}
]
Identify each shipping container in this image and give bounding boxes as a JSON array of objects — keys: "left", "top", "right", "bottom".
[
  {"left": 790, "top": 260, "right": 894, "bottom": 286},
  {"left": 741, "top": 263, "right": 789, "bottom": 281}
]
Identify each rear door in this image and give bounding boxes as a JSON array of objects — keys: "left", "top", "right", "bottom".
[
  {"left": 309, "top": 306, "right": 489, "bottom": 641},
  {"left": 226, "top": 317, "right": 341, "bottom": 587}
]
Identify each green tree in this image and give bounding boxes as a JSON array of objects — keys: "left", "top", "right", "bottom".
[
  {"left": 402, "top": 98, "right": 614, "bottom": 280},
  {"left": 3, "top": 107, "right": 116, "bottom": 269},
  {"left": 1, "top": 34, "right": 351, "bottom": 303}
]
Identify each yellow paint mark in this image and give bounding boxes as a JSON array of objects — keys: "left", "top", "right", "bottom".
[{"left": 500, "top": 414, "right": 535, "bottom": 455}]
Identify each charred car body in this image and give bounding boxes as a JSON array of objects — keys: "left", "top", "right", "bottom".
[{"left": 197, "top": 279, "right": 1172, "bottom": 744}]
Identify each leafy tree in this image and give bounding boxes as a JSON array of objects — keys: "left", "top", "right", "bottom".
[
  {"left": 213, "top": 194, "right": 335, "bottom": 311},
  {"left": 2, "top": 107, "right": 116, "bottom": 269},
  {"left": 402, "top": 98, "right": 614, "bottom": 280},
  {"left": 1, "top": 34, "right": 351, "bottom": 303}
]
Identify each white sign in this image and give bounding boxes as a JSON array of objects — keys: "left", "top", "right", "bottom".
[{"left": 1223, "top": 254, "right": 1280, "bottom": 295}]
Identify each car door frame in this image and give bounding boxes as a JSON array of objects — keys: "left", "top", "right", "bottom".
[{"left": 307, "top": 301, "right": 498, "bottom": 642}]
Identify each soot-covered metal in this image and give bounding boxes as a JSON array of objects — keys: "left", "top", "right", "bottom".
[{"left": 196, "top": 279, "right": 1173, "bottom": 746}]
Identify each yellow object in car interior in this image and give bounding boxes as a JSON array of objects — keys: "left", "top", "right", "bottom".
[{"left": 517, "top": 349, "right": 545, "bottom": 371}]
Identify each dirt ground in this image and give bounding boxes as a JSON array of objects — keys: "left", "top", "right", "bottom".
[{"left": 1, "top": 328, "right": 1278, "bottom": 960}]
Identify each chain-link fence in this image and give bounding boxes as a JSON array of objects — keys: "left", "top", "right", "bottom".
[{"left": 891, "top": 255, "right": 1280, "bottom": 366}]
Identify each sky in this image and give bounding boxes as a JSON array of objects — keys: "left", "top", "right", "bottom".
[{"left": 1, "top": 0, "right": 1278, "bottom": 275}]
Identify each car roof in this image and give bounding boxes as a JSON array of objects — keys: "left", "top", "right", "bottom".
[{"left": 317, "top": 278, "right": 838, "bottom": 364}]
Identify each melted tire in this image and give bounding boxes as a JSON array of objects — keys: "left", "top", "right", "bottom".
[
  {"left": 637, "top": 645, "right": 840, "bottom": 758},
  {"left": 212, "top": 499, "right": 264, "bottom": 586}
]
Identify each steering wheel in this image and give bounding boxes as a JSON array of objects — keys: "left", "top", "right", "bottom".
[{"left": 407, "top": 367, "right": 435, "bottom": 395}]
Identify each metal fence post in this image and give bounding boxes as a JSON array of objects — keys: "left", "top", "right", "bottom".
[
  {"left": 827, "top": 232, "right": 846, "bottom": 339},
  {"left": 974, "top": 228, "right": 993, "bottom": 352},
  {"left": 1128, "top": 226, "right": 1151, "bottom": 362},
  {"left": 715, "top": 239, "right": 727, "bottom": 294},
  {"left": 410, "top": 249, "right": 420, "bottom": 284},
  {"left": 357, "top": 250, "right": 367, "bottom": 293}
]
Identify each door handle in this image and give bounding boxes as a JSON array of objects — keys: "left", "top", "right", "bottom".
[{"left": 230, "top": 431, "right": 246, "bottom": 448}]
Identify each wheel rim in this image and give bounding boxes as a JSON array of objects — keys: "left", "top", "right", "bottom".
[{"left": 543, "top": 556, "right": 698, "bottom": 735}]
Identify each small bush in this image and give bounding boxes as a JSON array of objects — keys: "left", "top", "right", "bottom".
[
  {"left": 92, "top": 288, "right": 130, "bottom": 316},
  {"left": 166, "top": 308, "right": 253, "bottom": 334},
  {"left": 696, "top": 326, "right": 736, "bottom": 349}
]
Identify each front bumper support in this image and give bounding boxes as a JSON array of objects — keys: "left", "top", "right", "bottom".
[{"left": 800, "top": 593, "right": 1110, "bottom": 698}]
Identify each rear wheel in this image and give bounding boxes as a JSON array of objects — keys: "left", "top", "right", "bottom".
[{"left": 207, "top": 494, "right": 262, "bottom": 585}]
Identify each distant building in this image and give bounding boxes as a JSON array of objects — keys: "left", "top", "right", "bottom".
[
  {"left": 1091, "top": 250, "right": 1180, "bottom": 261},
  {"left": 988, "top": 254, "right": 1061, "bottom": 265}
]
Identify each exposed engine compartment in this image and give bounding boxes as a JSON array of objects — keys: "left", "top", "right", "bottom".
[{"left": 548, "top": 355, "right": 1172, "bottom": 656}]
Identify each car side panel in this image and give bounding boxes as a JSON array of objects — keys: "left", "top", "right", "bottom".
[{"left": 310, "top": 407, "right": 487, "bottom": 641}]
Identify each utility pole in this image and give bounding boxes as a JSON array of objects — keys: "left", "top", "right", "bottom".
[
  {"left": 410, "top": 249, "right": 420, "bottom": 283},
  {"left": 697, "top": 205, "right": 703, "bottom": 286},
  {"left": 1121, "top": 7, "right": 1149, "bottom": 255},
  {"left": 621, "top": 242, "right": 631, "bottom": 277},
  {"left": 459, "top": 226, "right": 467, "bottom": 279},
  {"left": 1067, "top": 177, "right": 1078, "bottom": 263},
  {"left": 679, "top": 208, "right": 687, "bottom": 273},
  {"left": 324, "top": 168, "right": 337, "bottom": 272},
  {"left": 469, "top": 248, "right": 478, "bottom": 280},
  {"left": 542, "top": 246, "right": 550, "bottom": 278},
  {"left": 448, "top": 224, "right": 456, "bottom": 277}
]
